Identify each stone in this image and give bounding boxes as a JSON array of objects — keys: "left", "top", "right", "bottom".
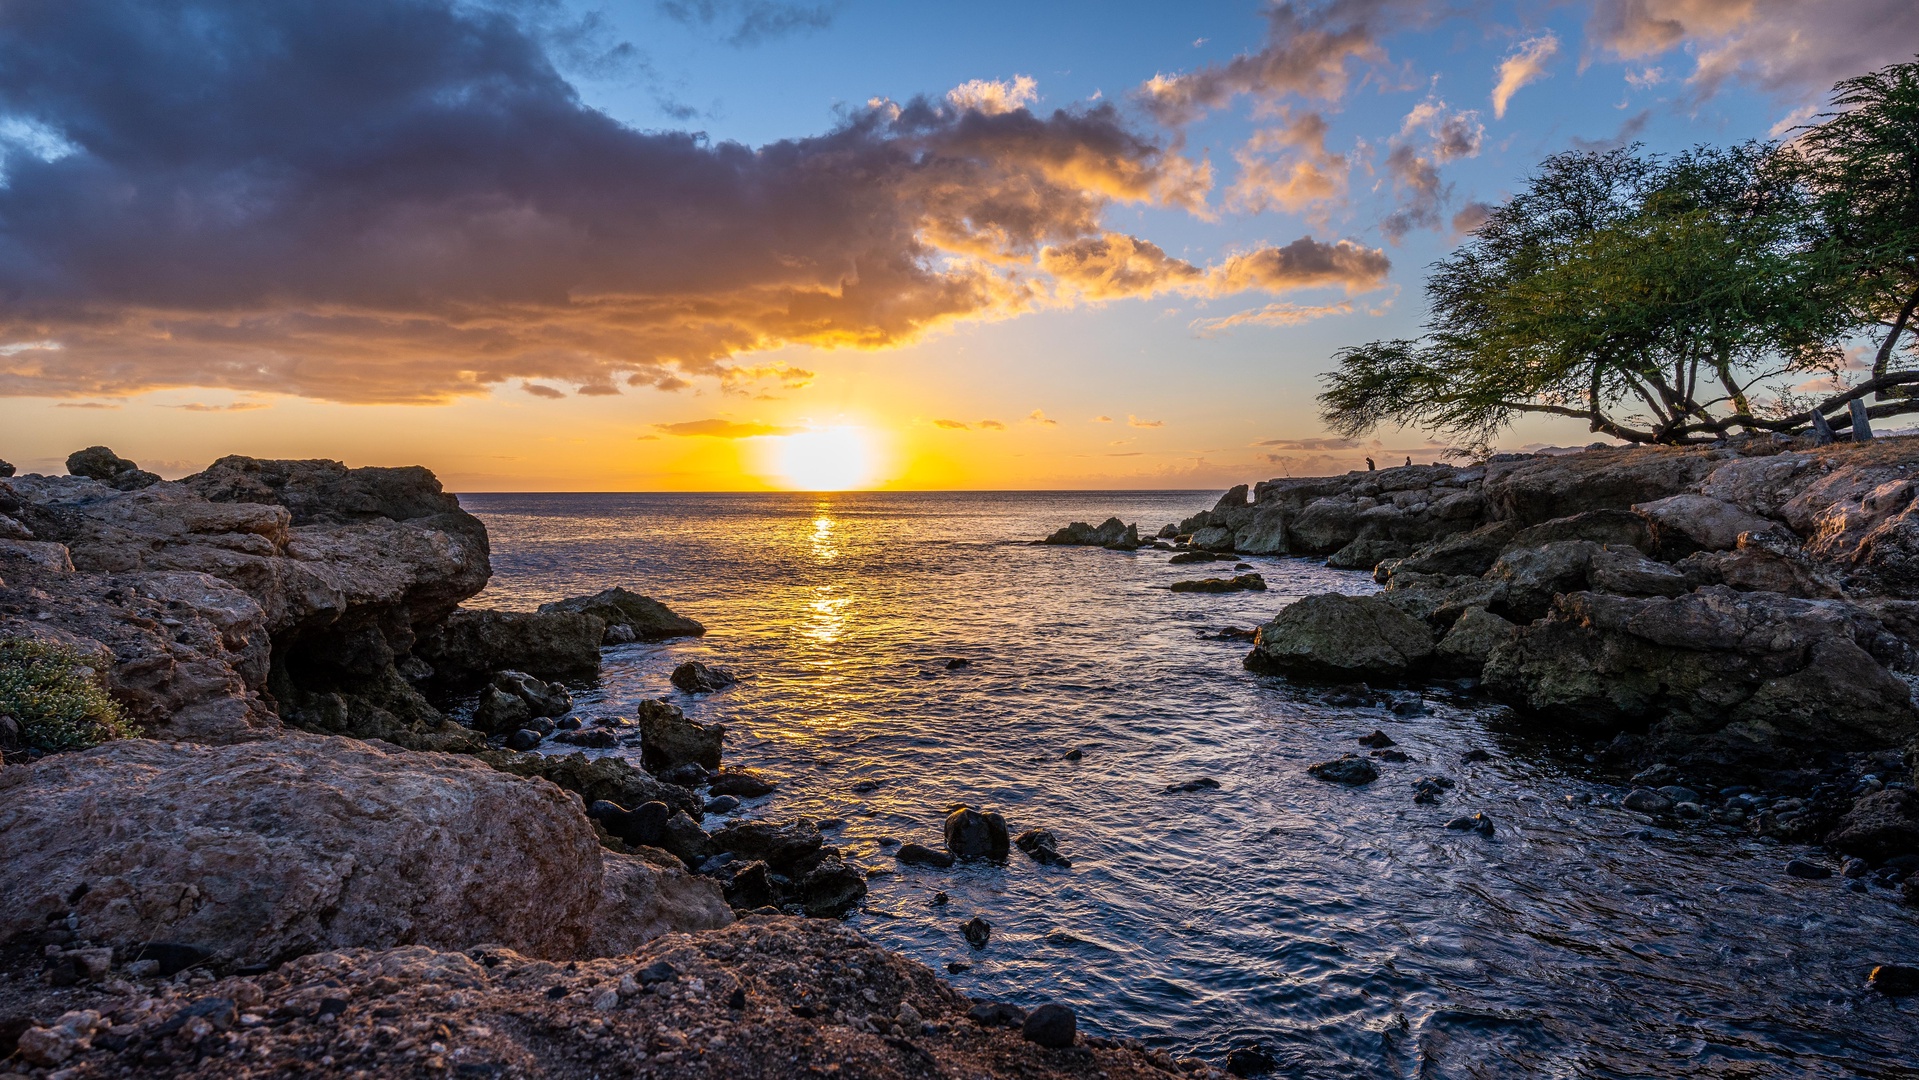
[
  {"left": 1413, "top": 775, "right": 1454, "bottom": 804},
  {"left": 1481, "top": 446, "right": 1721, "bottom": 525},
  {"left": 636, "top": 698, "right": 724, "bottom": 772},
  {"left": 1635, "top": 493, "right": 1790, "bottom": 556},
  {"left": 1678, "top": 531, "right": 1845, "bottom": 600},
  {"left": 1307, "top": 754, "right": 1378, "bottom": 785},
  {"left": 1014, "top": 828, "right": 1072, "bottom": 867},
  {"left": 15, "top": 1010, "right": 107, "bottom": 1066},
  {"left": 554, "top": 727, "right": 618, "bottom": 748},
  {"left": 1226, "top": 1044, "right": 1279, "bottom": 1077},
  {"left": 490, "top": 669, "right": 571, "bottom": 717},
  {"left": 709, "top": 819, "right": 823, "bottom": 870},
  {"left": 415, "top": 608, "right": 603, "bottom": 685},
  {"left": 1586, "top": 548, "right": 1691, "bottom": 597},
  {"left": 1393, "top": 521, "right": 1519, "bottom": 578},
  {"left": 1168, "top": 573, "right": 1266, "bottom": 593},
  {"left": 661, "top": 811, "right": 718, "bottom": 868},
  {"left": 1785, "top": 859, "right": 1833, "bottom": 880},
  {"left": 1325, "top": 538, "right": 1411, "bottom": 571},
  {"left": 505, "top": 728, "right": 542, "bottom": 751},
  {"left": 961, "top": 916, "right": 991, "bottom": 948},
  {"left": 968, "top": 1001, "right": 1026, "bottom": 1027},
  {"left": 588, "top": 800, "right": 672, "bottom": 849},
  {"left": 1509, "top": 509, "right": 1652, "bottom": 552},
  {"left": 537, "top": 587, "right": 705, "bottom": 643},
  {"left": 472, "top": 684, "right": 534, "bottom": 735},
  {"left": 1828, "top": 789, "right": 1919, "bottom": 862},
  {"left": 1042, "top": 518, "right": 1140, "bottom": 550},
  {"left": 1483, "top": 540, "right": 1602, "bottom": 622},
  {"left": 476, "top": 749, "right": 702, "bottom": 821},
  {"left": 1021, "top": 1003, "right": 1076, "bottom": 1048},
  {"left": 1232, "top": 505, "right": 1293, "bottom": 555},
  {"left": 1357, "top": 729, "right": 1396, "bottom": 748},
  {"left": 1623, "top": 788, "right": 1674, "bottom": 814},
  {"left": 1245, "top": 593, "right": 1436, "bottom": 680},
  {"left": 1163, "top": 777, "right": 1221, "bottom": 793},
  {"left": 0, "top": 735, "right": 730, "bottom": 965},
  {"left": 1434, "top": 606, "right": 1516, "bottom": 673},
  {"left": 1869, "top": 964, "right": 1919, "bottom": 996},
  {"left": 797, "top": 851, "right": 868, "bottom": 918},
  {"left": 707, "top": 769, "right": 778, "bottom": 798},
  {"left": 66, "top": 447, "right": 160, "bottom": 490},
  {"left": 704, "top": 794, "right": 741, "bottom": 814},
  {"left": 670, "top": 660, "right": 738, "bottom": 694},
  {"left": 896, "top": 843, "right": 956, "bottom": 868},
  {"left": 1444, "top": 813, "right": 1495, "bottom": 836},
  {"left": 944, "top": 807, "right": 1011, "bottom": 861},
  {"left": 1168, "top": 550, "right": 1223, "bottom": 565}
]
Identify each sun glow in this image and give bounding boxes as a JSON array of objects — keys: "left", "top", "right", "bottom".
[{"left": 766, "top": 426, "right": 877, "bottom": 491}]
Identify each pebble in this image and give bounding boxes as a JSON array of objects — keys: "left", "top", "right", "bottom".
[
  {"left": 505, "top": 728, "right": 542, "bottom": 752},
  {"left": 1622, "top": 788, "right": 1674, "bottom": 814},
  {"left": 961, "top": 916, "right": 991, "bottom": 949},
  {"left": 703, "top": 795, "right": 741, "bottom": 814},
  {"left": 1357, "top": 729, "right": 1396, "bottom": 748},
  {"left": 1785, "top": 859, "right": 1832, "bottom": 880},
  {"left": 1020, "top": 1003, "right": 1076, "bottom": 1048}
]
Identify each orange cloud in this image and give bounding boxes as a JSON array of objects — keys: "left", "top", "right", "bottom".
[
  {"left": 1127, "top": 415, "right": 1164, "bottom": 428},
  {"left": 656, "top": 419, "right": 799, "bottom": 438},
  {"left": 1492, "top": 34, "right": 1559, "bottom": 118},
  {"left": 932, "top": 419, "right": 971, "bottom": 430}
]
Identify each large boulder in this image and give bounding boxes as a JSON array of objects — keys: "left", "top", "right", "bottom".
[
  {"left": 1232, "top": 505, "right": 1291, "bottom": 555},
  {"left": 414, "top": 609, "right": 603, "bottom": 685},
  {"left": 1634, "top": 494, "right": 1789, "bottom": 557},
  {"left": 1827, "top": 789, "right": 1919, "bottom": 862},
  {"left": 0, "top": 735, "right": 730, "bottom": 965},
  {"left": 537, "top": 587, "right": 704, "bottom": 644},
  {"left": 1392, "top": 521, "right": 1518, "bottom": 578},
  {"left": 1288, "top": 497, "right": 1362, "bottom": 554},
  {"left": 1482, "top": 446, "right": 1723, "bottom": 526},
  {"left": 65, "top": 446, "right": 160, "bottom": 491},
  {"left": 1482, "top": 540, "right": 1602, "bottom": 622},
  {"left": 1041, "top": 518, "right": 1139, "bottom": 550},
  {"left": 1509, "top": 508, "right": 1652, "bottom": 552},
  {"left": 636, "top": 699, "right": 724, "bottom": 772},
  {"left": 1434, "top": 606, "right": 1517, "bottom": 673},
  {"left": 1245, "top": 593, "right": 1436, "bottom": 680},
  {"left": 1482, "top": 587, "right": 1919, "bottom": 764},
  {"left": 944, "top": 807, "right": 1011, "bottom": 861},
  {"left": 1677, "top": 532, "right": 1845, "bottom": 599}
]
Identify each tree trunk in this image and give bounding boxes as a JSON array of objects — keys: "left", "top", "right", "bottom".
[{"left": 1872, "top": 280, "right": 1919, "bottom": 400}]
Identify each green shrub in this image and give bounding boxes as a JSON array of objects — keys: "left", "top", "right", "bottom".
[{"left": 0, "top": 638, "right": 138, "bottom": 752}]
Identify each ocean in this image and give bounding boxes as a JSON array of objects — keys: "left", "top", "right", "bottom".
[{"left": 460, "top": 490, "right": 1919, "bottom": 1078}]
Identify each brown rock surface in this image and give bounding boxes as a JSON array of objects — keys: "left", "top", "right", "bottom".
[{"left": 0, "top": 735, "right": 729, "bottom": 966}]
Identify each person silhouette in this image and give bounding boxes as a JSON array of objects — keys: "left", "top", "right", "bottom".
[
  {"left": 1405, "top": 456, "right": 1411, "bottom": 467},
  {"left": 1365, "top": 457, "right": 1376, "bottom": 471}
]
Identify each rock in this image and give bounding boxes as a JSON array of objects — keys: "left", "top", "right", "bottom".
[
  {"left": 490, "top": 669, "right": 571, "bottom": 717},
  {"left": 1510, "top": 509, "right": 1652, "bottom": 552},
  {"left": 1307, "top": 753, "right": 1378, "bottom": 785},
  {"left": 1482, "top": 587, "right": 1919, "bottom": 764},
  {"left": 1678, "top": 531, "right": 1845, "bottom": 600},
  {"left": 705, "top": 794, "right": 741, "bottom": 814},
  {"left": 1021, "top": 1003, "right": 1076, "bottom": 1048},
  {"left": 636, "top": 698, "right": 724, "bottom": 772},
  {"left": 1246, "top": 593, "right": 1436, "bottom": 680},
  {"left": 1462, "top": 748, "right": 1493, "bottom": 763},
  {"left": 537, "top": 587, "right": 704, "bottom": 643},
  {"left": 415, "top": 608, "right": 603, "bottom": 685},
  {"left": 707, "top": 769, "right": 778, "bottom": 798},
  {"left": 1869, "top": 964, "right": 1919, "bottom": 996},
  {"left": 1482, "top": 445, "right": 1721, "bottom": 525},
  {"left": 1482, "top": 540, "right": 1601, "bottom": 622},
  {"left": 1444, "top": 812, "right": 1495, "bottom": 836},
  {"left": 969, "top": 1001, "right": 1026, "bottom": 1027},
  {"left": 961, "top": 916, "right": 991, "bottom": 948},
  {"left": 0, "top": 457, "right": 12, "bottom": 477},
  {"left": 797, "top": 851, "right": 868, "bottom": 918},
  {"left": 1586, "top": 548, "right": 1692, "bottom": 597},
  {"left": 15, "top": 1009, "right": 107, "bottom": 1066},
  {"left": 1635, "top": 493, "right": 1789, "bottom": 556},
  {"left": 897, "top": 843, "right": 956, "bottom": 868},
  {"left": 1372, "top": 748, "right": 1411, "bottom": 762},
  {"left": 1014, "top": 828, "right": 1072, "bottom": 867},
  {"left": 505, "top": 727, "right": 543, "bottom": 751},
  {"left": 710, "top": 819, "right": 823, "bottom": 870},
  {"left": 1226, "top": 1043, "right": 1279, "bottom": 1077},
  {"left": 1828, "top": 789, "right": 1919, "bottom": 861},
  {"left": 1168, "top": 573, "right": 1266, "bottom": 593},
  {"left": 1623, "top": 788, "right": 1674, "bottom": 814},
  {"left": 1413, "top": 775, "right": 1454, "bottom": 803},
  {"left": 661, "top": 811, "right": 717, "bottom": 868},
  {"left": 1189, "top": 525, "right": 1235, "bottom": 551},
  {"left": 554, "top": 727, "right": 618, "bottom": 748},
  {"left": 1434, "top": 606, "right": 1516, "bottom": 673},
  {"left": 1393, "top": 521, "right": 1519, "bottom": 578},
  {"left": 1357, "top": 729, "right": 1396, "bottom": 748},
  {"left": 0, "top": 735, "right": 730, "bottom": 964},
  {"left": 1232, "top": 505, "right": 1293, "bottom": 555},
  {"left": 66, "top": 446, "right": 160, "bottom": 490},
  {"left": 1162, "top": 777, "right": 1221, "bottom": 793},
  {"left": 471, "top": 684, "right": 533, "bottom": 734},
  {"left": 1042, "top": 518, "right": 1139, "bottom": 550},
  {"left": 1786, "top": 858, "right": 1833, "bottom": 880},
  {"left": 944, "top": 807, "right": 1011, "bottom": 861},
  {"left": 588, "top": 800, "right": 672, "bottom": 848},
  {"left": 475, "top": 749, "right": 703, "bottom": 821},
  {"left": 1326, "top": 538, "right": 1411, "bottom": 570},
  {"left": 671, "top": 660, "right": 738, "bottom": 694},
  {"left": 1168, "top": 550, "right": 1223, "bottom": 565},
  {"left": 1844, "top": 857, "right": 1871, "bottom": 878}
]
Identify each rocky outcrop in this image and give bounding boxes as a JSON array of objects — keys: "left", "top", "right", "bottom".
[
  {"left": 414, "top": 608, "right": 602, "bottom": 686},
  {"left": 538, "top": 586, "right": 705, "bottom": 644},
  {"left": 0, "top": 735, "right": 730, "bottom": 966},
  {"left": 1041, "top": 517, "right": 1140, "bottom": 550},
  {"left": 65, "top": 446, "right": 160, "bottom": 491},
  {"left": 1244, "top": 593, "right": 1436, "bottom": 680},
  {"left": 476, "top": 748, "right": 705, "bottom": 821}
]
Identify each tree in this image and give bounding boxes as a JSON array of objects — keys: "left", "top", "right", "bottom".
[{"left": 1794, "top": 56, "right": 1919, "bottom": 395}]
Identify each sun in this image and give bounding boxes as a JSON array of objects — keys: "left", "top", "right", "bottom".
[{"left": 767, "top": 426, "right": 877, "bottom": 491}]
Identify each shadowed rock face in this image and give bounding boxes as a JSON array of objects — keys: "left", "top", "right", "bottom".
[
  {"left": 1, "top": 454, "right": 496, "bottom": 747},
  {"left": 0, "top": 735, "right": 730, "bottom": 965}
]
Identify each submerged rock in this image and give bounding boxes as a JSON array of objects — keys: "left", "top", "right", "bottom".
[
  {"left": 896, "top": 843, "right": 956, "bottom": 868},
  {"left": 962, "top": 916, "right": 992, "bottom": 948},
  {"left": 1169, "top": 573, "right": 1266, "bottom": 593},
  {"left": 1014, "top": 828, "right": 1073, "bottom": 867},
  {"left": 671, "top": 660, "right": 739, "bottom": 694},
  {"left": 1307, "top": 754, "right": 1378, "bottom": 785},
  {"left": 944, "top": 807, "right": 1011, "bottom": 861}
]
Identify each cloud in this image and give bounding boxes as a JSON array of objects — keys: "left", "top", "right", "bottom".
[
  {"left": 1492, "top": 33, "right": 1559, "bottom": 118},
  {"left": 1450, "top": 201, "right": 1496, "bottom": 235},
  {"left": 1027, "top": 409, "right": 1058, "bottom": 426},
  {"left": 977, "top": 419, "right": 1006, "bottom": 430},
  {"left": 1137, "top": 0, "right": 1423, "bottom": 125},
  {"left": 1210, "top": 236, "right": 1392, "bottom": 294},
  {"left": 0, "top": 0, "right": 1327, "bottom": 405},
  {"left": 947, "top": 75, "right": 1039, "bottom": 116},
  {"left": 932, "top": 418, "right": 971, "bottom": 430},
  {"left": 1092, "top": 415, "right": 1113, "bottom": 422},
  {"left": 656, "top": 0, "right": 839, "bottom": 47},
  {"left": 1380, "top": 97, "right": 1483, "bottom": 242},
  {"left": 1226, "top": 110, "right": 1349, "bottom": 215},
  {"left": 54, "top": 400, "right": 119, "bottom": 409},
  {"left": 576, "top": 382, "right": 621, "bottom": 396},
  {"left": 1586, "top": 0, "right": 1919, "bottom": 101},
  {"left": 1256, "top": 436, "right": 1359, "bottom": 449},
  {"left": 1570, "top": 108, "right": 1653, "bottom": 151},
  {"left": 167, "top": 401, "right": 270, "bottom": 412},
  {"left": 1128, "top": 414, "right": 1164, "bottom": 428},
  {"left": 656, "top": 418, "right": 798, "bottom": 437},
  {"left": 1189, "top": 300, "right": 1353, "bottom": 336},
  {"left": 521, "top": 382, "right": 566, "bottom": 399}
]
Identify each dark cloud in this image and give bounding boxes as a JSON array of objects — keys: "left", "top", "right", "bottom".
[
  {"left": 1570, "top": 108, "right": 1652, "bottom": 151},
  {"left": 521, "top": 382, "right": 566, "bottom": 399},
  {"left": 1586, "top": 0, "right": 1919, "bottom": 100},
  {"left": 657, "top": 0, "right": 840, "bottom": 47},
  {"left": 1379, "top": 98, "right": 1482, "bottom": 242},
  {"left": 0, "top": 0, "right": 1337, "bottom": 404}
]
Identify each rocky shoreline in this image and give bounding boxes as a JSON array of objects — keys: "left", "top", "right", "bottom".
[
  {"left": 0, "top": 449, "right": 1215, "bottom": 1078},
  {"left": 1047, "top": 437, "right": 1919, "bottom": 910}
]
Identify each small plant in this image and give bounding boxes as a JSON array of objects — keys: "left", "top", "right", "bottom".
[{"left": 0, "top": 638, "right": 138, "bottom": 753}]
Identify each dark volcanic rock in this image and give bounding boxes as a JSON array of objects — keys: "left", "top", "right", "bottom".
[
  {"left": 896, "top": 843, "right": 956, "bottom": 868},
  {"left": 671, "top": 660, "right": 739, "bottom": 694},
  {"left": 944, "top": 807, "right": 1011, "bottom": 861},
  {"left": 636, "top": 698, "right": 724, "bottom": 772},
  {"left": 1014, "top": 828, "right": 1073, "bottom": 866},
  {"left": 1163, "top": 777, "right": 1221, "bottom": 793},
  {"left": 415, "top": 608, "right": 603, "bottom": 685},
  {"left": 1169, "top": 573, "right": 1266, "bottom": 593},
  {"left": 1021, "top": 1003, "right": 1076, "bottom": 1048},
  {"left": 476, "top": 749, "right": 702, "bottom": 822},
  {"left": 1307, "top": 754, "right": 1379, "bottom": 785},
  {"left": 1828, "top": 790, "right": 1919, "bottom": 862},
  {"left": 1246, "top": 593, "right": 1436, "bottom": 680},
  {"left": 537, "top": 586, "right": 704, "bottom": 643},
  {"left": 65, "top": 446, "right": 160, "bottom": 490},
  {"left": 961, "top": 916, "right": 992, "bottom": 948},
  {"left": 708, "top": 769, "right": 779, "bottom": 798},
  {"left": 711, "top": 819, "right": 824, "bottom": 870},
  {"left": 1042, "top": 517, "right": 1140, "bottom": 550},
  {"left": 1870, "top": 964, "right": 1919, "bottom": 996}
]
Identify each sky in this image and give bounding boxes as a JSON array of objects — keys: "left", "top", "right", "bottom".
[{"left": 0, "top": 0, "right": 1914, "bottom": 491}]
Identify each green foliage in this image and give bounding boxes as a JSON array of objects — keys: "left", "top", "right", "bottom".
[{"left": 0, "top": 637, "right": 137, "bottom": 753}]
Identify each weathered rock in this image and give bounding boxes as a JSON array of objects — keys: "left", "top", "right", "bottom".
[
  {"left": 671, "top": 660, "right": 739, "bottom": 693},
  {"left": 414, "top": 608, "right": 603, "bottom": 685},
  {"left": 1042, "top": 517, "right": 1140, "bottom": 550},
  {"left": 961, "top": 916, "right": 992, "bottom": 948},
  {"left": 490, "top": 669, "right": 571, "bottom": 717},
  {"left": 944, "top": 807, "right": 1011, "bottom": 861},
  {"left": 1394, "top": 521, "right": 1519, "bottom": 578},
  {"left": 1022, "top": 1003, "right": 1077, "bottom": 1048},
  {"left": 0, "top": 735, "right": 729, "bottom": 964},
  {"left": 1482, "top": 540, "right": 1601, "bottom": 622},
  {"left": 65, "top": 446, "right": 160, "bottom": 490},
  {"left": 1587, "top": 547, "right": 1691, "bottom": 597},
  {"left": 1622, "top": 787, "right": 1674, "bottom": 814},
  {"left": 710, "top": 819, "right": 824, "bottom": 871},
  {"left": 1014, "top": 828, "right": 1072, "bottom": 867},
  {"left": 1509, "top": 509, "right": 1652, "bottom": 552},
  {"left": 1190, "top": 525, "right": 1235, "bottom": 551},
  {"left": 1482, "top": 446, "right": 1723, "bottom": 526},
  {"left": 475, "top": 749, "right": 703, "bottom": 821},
  {"left": 1828, "top": 789, "right": 1919, "bottom": 861},
  {"left": 797, "top": 850, "right": 868, "bottom": 918},
  {"left": 708, "top": 769, "right": 778, "bottom": 798},
  {"left": 471, "top": 683, "right": 534, "bottom": 734},
  {"left": 637, "top": 698, "right": 724, "bottom": 772},
  {"left": 1636, "top": 493, "right": 1789, "bottom": 557},
  {"left": 1169, "top": 573, "right": 1266, "bottom": 593},
  {"left": 1326, "top": 538, "right": 1411, "bottom": 570},
  {"left": 1307, "top": 754, "right": 1378, "bottom": 785},
  {"left": 588, "top": 799, "right": 672, "bottom": 849},
  {"left": 1232, "top": 505, "right": 1292, "bottom": 555},
  {"left": 1245, "top": 593, "right": 1436, "bottom": 680},
  {"left": 1483, "top": 587, "right": 1919, "bottom": 763},
  {"left": 1434, "top": 606, "right": 1516, "bottom": 673},
  {"left": 1678, "top": 531, "right": 1845, "bottom": 599},
  {"left": 537, "top": 586, "right": 705, "bottom": 643},
  {"left": 896, "top": 842, "right": 956, "bottom": 868}
]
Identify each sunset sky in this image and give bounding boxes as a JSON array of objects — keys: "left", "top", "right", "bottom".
[{"left": 2, "top": 0, "right": 1914, "bottom": 491}]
